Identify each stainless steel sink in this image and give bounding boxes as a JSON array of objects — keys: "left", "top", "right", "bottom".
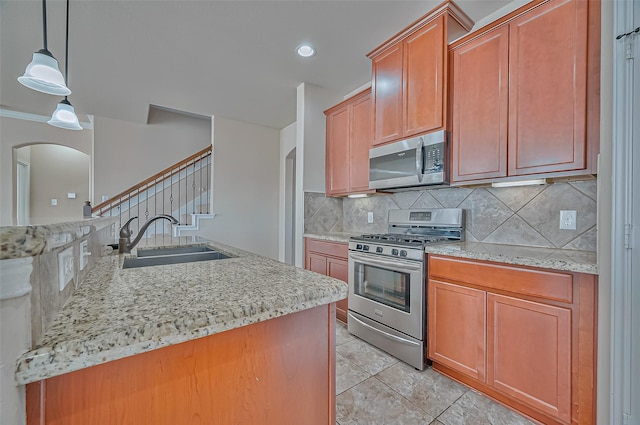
[{"left": 122, "top": 245, "right": 232, "bottom": 269}]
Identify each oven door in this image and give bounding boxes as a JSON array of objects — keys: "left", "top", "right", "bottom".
[{"left": 348, "top": 250, "right": 424, "bottom": 340}]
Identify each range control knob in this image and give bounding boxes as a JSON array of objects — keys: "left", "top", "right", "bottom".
[
  {"left": 400, "top": 250, "right": 408, "bottom": 257},
  {"left": 391, "top": 248, "right": 399, "bottom": 256},
  {"left": 356, "top": 244, "right": 363, "bottom": 250},
  {"left": 376, "top": 247, "right": 383, "bottom": 253},
  {"left": 363, "top": 245, "right": 370, "bottom": 251}
]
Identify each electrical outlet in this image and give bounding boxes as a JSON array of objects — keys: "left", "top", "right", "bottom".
[
  {"left": 58, "top": 247, "right": 74, "bottom": 291},
  {"left": 367, "top": 212, "right": 374, "bottom": 224},
  {"left": 559, "top": 210, "right": 577, "bottom": 230},
  {"left": 79, "top": 240, "right": 90, "bottom": 270}
]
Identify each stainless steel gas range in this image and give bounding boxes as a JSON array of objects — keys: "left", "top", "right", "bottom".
[{"left": 347, "top": 208, "right": 464, "bottom": 370}]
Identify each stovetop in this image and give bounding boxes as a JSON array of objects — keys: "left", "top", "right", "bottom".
[{"left": 351, "top": 233, "right": 450, "bottom": 247}]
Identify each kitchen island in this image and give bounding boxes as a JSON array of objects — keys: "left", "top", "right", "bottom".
[{"left": 16, "top": 237, "right": 347, "bottom": 425}]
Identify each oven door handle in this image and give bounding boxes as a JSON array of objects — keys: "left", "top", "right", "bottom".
[
  {"left": 349, "top": 251, "right": 422, "bottom": 271},
  {"left": 348, "top": 313, "right": 420, "bottom": 347}
]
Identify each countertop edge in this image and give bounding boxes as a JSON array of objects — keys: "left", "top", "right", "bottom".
[
  {"left": 425, "top": 243, "right": 598, "bottom": 275},
  {"left": 304, "top": 232, "right": 358, "bottom": 244},
  {"left": 15, "top": 292, "right": 342, "bottom": 385}
]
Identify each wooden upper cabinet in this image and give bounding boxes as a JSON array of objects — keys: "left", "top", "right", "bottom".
[
  {"left": 451, "top": 26, "right": 509, "bottom": 181},
  {"left": 371, "top": 44, "right": 404, "bottom": 145},
  {"left": 450, "top": 0, "right": 597, "bottom": 184},
  {"left": 369, "top": 2, "right": 473, "bottom": 147},
  {"left": 404, "top": 15, "right": 446, "bottom": 137},
  {"left": 325, "top": 105, "right": 350, "bottom": 195},
  {"left": 350, "top": 92, "right": 374, "bottom": 192},
  {"left": 508, "top": 0, "right": 587, "bottom": 175},
  {"left": 325, "top": 89, "right": 372, "bottom": 197}
]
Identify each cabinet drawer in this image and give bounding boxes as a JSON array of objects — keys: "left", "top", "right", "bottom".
[
  {"left": 428, "top": 255, "right": 573, "bottom": 303},
  {"left": 305, "top": 239, "right": 348, "bottom": 259}
]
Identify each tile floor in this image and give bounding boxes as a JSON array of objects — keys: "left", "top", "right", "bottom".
[{"left": 335, "top": 322, "right": 537, "bottom": 425}]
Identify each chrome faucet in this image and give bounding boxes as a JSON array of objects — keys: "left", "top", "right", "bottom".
[{"left": 118, "top": 214, "right": 179, "bottom": 254}]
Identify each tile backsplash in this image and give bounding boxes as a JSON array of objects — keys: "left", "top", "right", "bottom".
[{"left": 305, "top": 180, "right": 597, "bottom": 251}]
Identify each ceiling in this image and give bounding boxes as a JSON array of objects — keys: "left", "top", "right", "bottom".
[{"left": 1, "top": 0, "right": 516, "bottom": 129}]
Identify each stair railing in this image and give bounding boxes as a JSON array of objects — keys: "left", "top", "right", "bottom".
[{"left": 93, "top": 145, "right": 212, "bottom": 239}]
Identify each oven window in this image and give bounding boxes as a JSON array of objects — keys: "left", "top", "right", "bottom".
[{"left": 353, "top": 262, "right": 410, "bottom": 312}]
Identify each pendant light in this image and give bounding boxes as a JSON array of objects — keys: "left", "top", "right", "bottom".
[
  {"left": 48, "top": 0, "right": 82, "bottom": 130},
  {"left": 18, "top": 0, "right": 71, "bottom": 96}
]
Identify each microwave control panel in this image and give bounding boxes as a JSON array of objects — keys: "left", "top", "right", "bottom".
[{"left": 423, "top": 141, "right": 444, "bottom": 172}]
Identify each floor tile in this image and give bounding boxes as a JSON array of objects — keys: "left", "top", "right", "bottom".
[
  {"left": 336, "top": 321, "right": 354, "bottom": 346},
  {"left": 437, "top": 390, "right": 536, "bottom": 425},
  {"left": 376, "top": 363, "right": 468, "bottom": 418},
  {"left": 336, "top": 353, "right": 370, "bottom": 395},
  {"left": 336, "top": 337, "right": 399, "bottom": 375},
  {"left": 336, "top": 377, "right": 434, "bottom": 425}
]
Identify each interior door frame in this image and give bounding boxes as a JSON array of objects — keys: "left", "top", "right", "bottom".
[
  {"left": 16, "top": 160, "right": 30, "bottom": 226},
  {"left": 610, "top": 1, "right": 639, "bottom": 423}
]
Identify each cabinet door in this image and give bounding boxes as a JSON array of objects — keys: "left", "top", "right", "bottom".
[
  {"left": 327, "top": 257, "right": 349, "bottom": 323},
  {"left": 325, "top": 105, "right": 350, "bottom": 196},
  {"left": 508, "top": 0, "right": 587, "bottom": 175},
  {"left": 372, "top": 43, "right": 404, "bottom": 146},
  {"left": 428, "top": 280, "right": 486, "bottom": 381},
  {"left": 451, "top": 26, "right": 509, "bottom": 182},
  {"left": 404, "top": 15, "right": 446, "bottom": 137},
  {"left": 307, "top": 252, "right": 327, "bottom": 275},
  {"left": 487, "top": 294, "right": 571, "bottom": 423},
  {"left": 349, "top": 92, "right": 373, "bottom": 193}
]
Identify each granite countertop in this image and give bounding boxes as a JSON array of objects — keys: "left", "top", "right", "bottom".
[
  {"left": 425, "top": 242, "right": 598, "bottom": 275},
  {"left": 15, "top": 237, "right": 348, "bottom": 385},
  {"left": 1, "top": 217, "right": 118, "bottom": 260},
  {"left": 304, "top": 232, "right": 360, "bottom": 244}
]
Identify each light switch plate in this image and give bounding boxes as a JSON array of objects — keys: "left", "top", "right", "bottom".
[
  {"left": 58, "top": 247, "right": 74, "bottom": 291},
  {"left": 559, "top": 210, "right": 577, "bottom": 230},
  {"left": 367, "top": 212, "right": 374, "bottom": 224},
  {"left": 51, "top": 198, "right": 57, "bottom": 206}
]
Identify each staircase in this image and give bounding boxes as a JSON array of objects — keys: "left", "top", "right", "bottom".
[{"left": 93, "top": 146, "right": 214, "bottom": 239}]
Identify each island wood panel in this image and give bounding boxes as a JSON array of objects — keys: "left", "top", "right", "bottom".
[
  {"left": 428, "top": 279, "right": 486, "bottom": 382},
  {"left": 371, "top": 42, "right": 404, "bottom": 146},
  {"left": 27, "top": 304, "right": 337, "bottom": 425},
  {"left": 403, "top": 14, "right": 446, "bottom": 137},
  {"left": 508, "top": 0, "right": 587, "bottom": 175},
  {"left": 349, "top": 91, "right": 373, "bottom": 192},
  {"left": 451, "top": 25, "right": 509, "bottom": 182}
]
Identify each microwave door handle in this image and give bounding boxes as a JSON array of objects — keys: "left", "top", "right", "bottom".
[
  {"left": 416, "top": 137, "right": 424, "bottom": 182},
  {"left": 349, "top": 252, "right": 422, "bottom": 271}
]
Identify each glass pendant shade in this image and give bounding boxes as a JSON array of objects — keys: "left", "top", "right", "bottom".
[
  {"left": 18, "top": 49, "right": 71, "bottom": 96},
  {"left": 48, "top": 99, "right": 82, "bottom": 130}
]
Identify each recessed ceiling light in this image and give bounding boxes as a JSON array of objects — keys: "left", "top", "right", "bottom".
[{"left": 296, "top": 45, "right": 316, "bottom": 58}]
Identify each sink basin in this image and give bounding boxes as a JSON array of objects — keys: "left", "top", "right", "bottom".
[{"left": 122, "top": 245, "right": 232, "bottom": 269}]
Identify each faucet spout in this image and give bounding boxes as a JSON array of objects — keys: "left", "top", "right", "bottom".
[{"left": 118, "top": 214, "right": 179, "bottom": 254}]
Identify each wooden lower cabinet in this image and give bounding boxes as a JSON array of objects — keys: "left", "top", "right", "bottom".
[
  {"left": 427, "top": 255, "right": 597, "bottom": 425},
  {"left": 305, "top": 238, "right": 349, "bottom": 323},
  {"left": 27, "top": 304, "right": 337, "bottom": 425},
  {"left": 428, "top": 280, "right": 486, "bottom": 381}
]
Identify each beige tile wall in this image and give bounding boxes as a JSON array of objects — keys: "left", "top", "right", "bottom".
[{"left": 305, "top": 179, "right": 597, "bottom": 251}]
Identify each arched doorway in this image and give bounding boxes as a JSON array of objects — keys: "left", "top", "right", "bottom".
[{"left": 14, "top": 144, "right": 90, "bottom": 225}]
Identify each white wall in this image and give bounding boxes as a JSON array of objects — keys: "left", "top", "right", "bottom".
[
  {"left": 279, "top": 122, "right": 297, "bottom": 262},
  {"left": 294, "top": 83, "right": 342, "bottom": 266},
  {"left": 200, "top": 116, "right": 279, "bottom": 259},
  {"left": 93, "top": 109, "right": 211, "bottom": 200},
  {"left": 0, "top": 115, "right": 92, "bottom": 226},
  {"left": 28, "top": 145, "right": 90, "bottom": 224}
]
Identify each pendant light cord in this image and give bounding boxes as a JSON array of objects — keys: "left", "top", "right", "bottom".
[
  {"left": 42, "top": 0, "right": 48, "bottom": 50},
  {"left": 64, "top": 0, "right": 69, "bottom": 100}
]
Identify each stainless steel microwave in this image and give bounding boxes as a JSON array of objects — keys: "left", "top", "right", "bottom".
[{"left": 369, "top": 130, "right": 447, "bottom": 190}]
